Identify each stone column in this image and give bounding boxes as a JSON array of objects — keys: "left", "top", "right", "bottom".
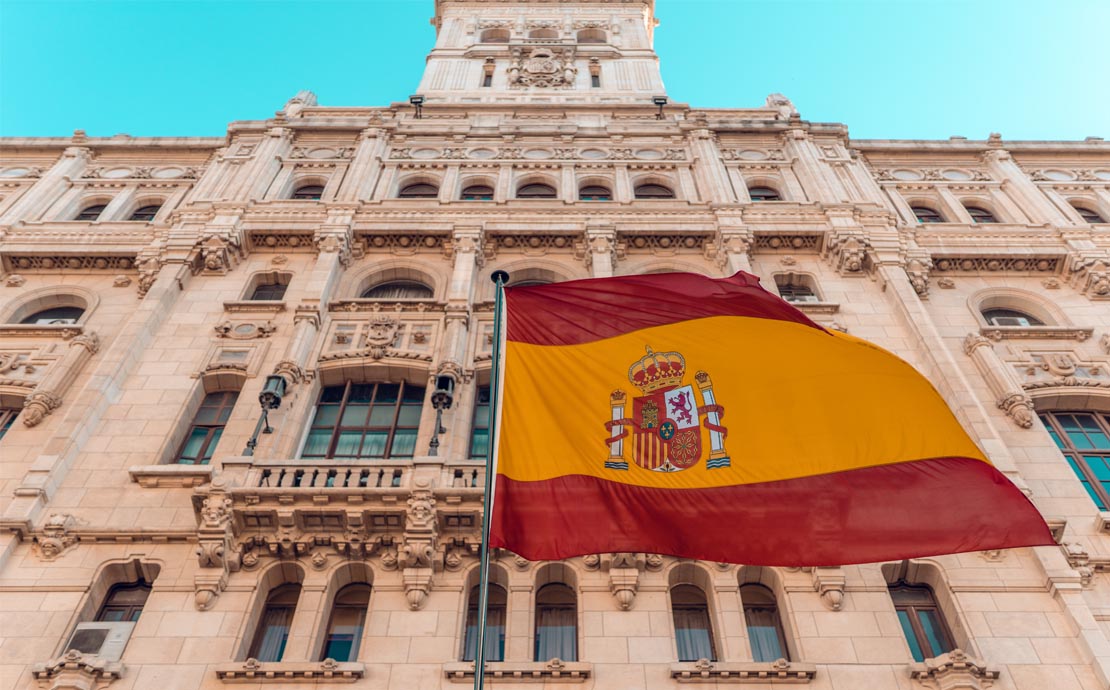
[
  {"left": 962, "top": 335, "right": 1035, "bottom": 429},
  {"left": 981, "top": 149, "right": 1070, "bottom": 225},
  {"left": 221, "top": 127, "right": 295, "bottom": 202},
  {"left": 21, "top": 331, "right": 101, "bottom": 428},
  {"left": 584, "top": 225, "right": 618, "bottom": 278},
  {"left": 781, "top": 126, "right": 847, "bottom": 204},
  {"left": 437, "top": 226, "right": 484, "bottom": 460},
  {"left": 688, "top": 129, "right": 736, "bottom": 203},
  {"left": 0, "top": 146, "right": 91, "bottom": 225},
  {"left": 712, "top": 223, "right": 753, "bottom": 276},
  {"left": 335, "top": 128, "right": 390, "bottom": 202}
]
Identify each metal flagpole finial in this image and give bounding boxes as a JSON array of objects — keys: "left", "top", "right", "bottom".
[{"left": 491, "top": 270, "right": 510, "bottom": 285}]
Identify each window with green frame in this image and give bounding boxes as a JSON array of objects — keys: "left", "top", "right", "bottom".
[
  {"left": 302, "top": 382, "right": 425, "bottom": 460},
  {"left": 889, "top": 581, "right": 955, "bottom": 662},
  {"left": 1040, "top": 411, "right": 1110, "bottom": 509},
  {"left": 175, "top": 391, "right": 238, "bottom": 465},
  {"left": 470, "top": 386, "right": 491, "bottom": 458}
]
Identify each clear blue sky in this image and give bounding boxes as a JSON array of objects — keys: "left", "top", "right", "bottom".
[{"left": 1, "top": 0, "right": 1106, "bottom": 141}]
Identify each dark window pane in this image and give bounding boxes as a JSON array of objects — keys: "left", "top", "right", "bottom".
[
  {"left": 898, "top": 610, "right": 925, "bottom": 662},
  {"left": 334, "top": 432, "right": 363, "bottom": 457},
  {"left": 390, "top": 430, "right": 417, "bottom": 457},
  {"left": 634, "top": 184, "right": 675, "bottom": 199},
  {"left": 292, "top": 185, "right": 324, "bottom": 200},
  {"left": 470, "top": 430, "right": 489, "bottom": 459},
  {"left": 128, "top": 205, "right": 161, "bottom": 222},
  {"left": 75, "top": 204, "right": 107, "bottom": 221},
  {"left": 342, "top": 404, "right": 371, "bottom": 427},
  {"left": 178, "top": 427, "right": 209, "bottom": 463},
  {"left": 302, "top": 429, "right": 332, "bottom": 457},
  {"left": 396, "top": 404, "right": 422, "bottom": 427},
  {"left": 250, "top": 282, "right": 288, "bottom": 301},
  {"left": 917, "top": 609, "right": 952, "bottom": 658},
  {"left": 201, "top": 428, "right": 223, "bottom": 462},
  {"left": 320, "top": 386, "right": 346, "bottom": 404},
  {"left": 748, "top": 186, "right": 781, "bottom": 202},
  {"left": 312, "top": 405, "right": 339, "bottom": 428},
  {"left": 20, "top": 306, "right": 85, "bottom": 325},
  {"left": 361, "top": 432, "right": 388, "bottom": 458},
  {"left": 361, "top": 282, "right": 434, "bottom": 300},
  {"left": 399, "top": 183, "right": 439, "bottom": 198}
]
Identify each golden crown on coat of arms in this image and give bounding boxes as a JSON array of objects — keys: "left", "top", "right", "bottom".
[{"left": 627, "top": 346, "right": 686, "bottom": 393}]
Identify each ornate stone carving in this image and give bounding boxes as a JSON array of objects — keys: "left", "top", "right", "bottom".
[
  {"left": 36, "top": 513, "right": 78, "bottom": 560},
  {"left": 1070, "top": 256, "right": 1110, "bottom": 299},
  {"left": 31, "top": 649, "right": 125, "bottom": 689},
  {"left": 366, "top": 317, "right": 400, "bottom": 359},
  {"left": 197, "top": 234, "right": 241, "bottom": 275},
  {"left": 5, "top": 274, "right": 25, "bottom": 287},
  {"left": 963, "top": 334, "right": 1035, "bottom": 429},
  {"left": 909, "top": 649, "right": 999, "bottom": 689},
  {"left": 136, "top": 256, "right": 161, "bottom": 298},
  {"left": 905, "top": 252, "right": 934, "bottom": 297},
  {"left": 112, "top": 274, "right": 132, "bottom": 288},
  {"left": 193, "top": 481, "right": 241, "bottom": 610},
  {"left": 812, "top": 567, "right": 846, "bottom": 611},
  {"left": 22, "top": 390, "right": 61, "bottom": 427},
  {"left": 214, "top": 321, "right": 276, "bottom": 340},
  {"left": 508, "top": 47, "right": 577, "bottom": 88},
  {"left": 399, "top": 488, "right": 438, "bottom": 610},
  {"left": 825, "top": 233, "right": 870, "bottom": 275},
  {"left": 997, "top": 392, "right": 1035, "bottom": 429},
  {"left": 273, "top": 360, "right": 307, "bottom": 385},
  {"left": 315, "top": 233, "right": 352, "bottom": 267}
]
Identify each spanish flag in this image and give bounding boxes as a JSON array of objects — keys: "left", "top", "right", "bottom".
[{"left": 488, "top": 271, "right": 1054, "bottom": 566}]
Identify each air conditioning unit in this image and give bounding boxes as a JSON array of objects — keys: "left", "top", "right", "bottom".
[{"left": 63, "top": 622, "right": 135, "bottom": 662}]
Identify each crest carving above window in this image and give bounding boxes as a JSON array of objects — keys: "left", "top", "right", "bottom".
[{"left": 508, "top": 48, "right": 577, "bottom": 88}]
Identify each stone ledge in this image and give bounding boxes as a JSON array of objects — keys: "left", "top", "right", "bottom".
[
  {"left": 980, "top": 325, "right": 1093, "bottom": 341},
  {"left": 32, "top": 650, "right": 125, "bottom": 688},
  {"left": 792, "top": 301, "right": 840, "bottom": 315},
  {"left": 223, "top": 300, "right": 288, "bottom": 314},
  {"left": 908, "top": 649, "right": 998, "bottom": 689},
  {"left": 129, "top": 464, "right": 213, "bottom": 488},
  {"left": 444, "top": 659, "right": 592, "bottom": 683},
  {"left": 214, "top": 659, "right": 365, "bottom": 683},
  {"left": 670, "top": 658, "right": 817, "bottom": 683}
]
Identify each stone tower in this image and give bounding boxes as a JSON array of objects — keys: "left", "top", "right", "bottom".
[{"left": 418, "top": 0, "right": 665, "bottom": 103}]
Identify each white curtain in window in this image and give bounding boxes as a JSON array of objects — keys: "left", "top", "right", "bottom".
[
  {"left": 673, "top": 607, "right": 715, "bottom": 661},
  {"left": 535, "top": 606, "right": 576, "bottom": 661},
  {"left": 253, "top": 606, "right": 293, "bottom": 662}
]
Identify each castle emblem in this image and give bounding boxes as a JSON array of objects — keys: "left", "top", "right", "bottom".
[{"left": 604, "top": 347, "right": 730, "bottom": 472}]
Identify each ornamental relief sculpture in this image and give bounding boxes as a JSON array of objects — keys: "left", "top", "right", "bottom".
[{"left": 508, "top": 47, "right": 577, "bottom": 88}]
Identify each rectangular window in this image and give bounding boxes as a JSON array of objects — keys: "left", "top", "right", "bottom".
[
  {"left": 482, "top": 73, "right": 493, "bottom": 88},
  {"left": 303, "top": 382, "right": 424, "bottom": 460},
  {"left": 175, "top": 391, "right": 238, "bottom": 465},
  {"left": 0, "top": 408, "right": 18, "bottom": 440},
  {"left": 250, "top": 282, "right": 288, "bottom": 300},
  {"left": 591, "top": 74, "right": 601, "bottom": 88},
  {"left": 470, "top": 386, "right": 491, "bottom": 458},
  {"left": 1041, "top": 412, "right": 1110, "bottom": 509}
]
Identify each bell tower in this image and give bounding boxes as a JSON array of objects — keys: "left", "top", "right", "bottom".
[{"left": 419, "top": 0, "right": 665, "bottom": 104}]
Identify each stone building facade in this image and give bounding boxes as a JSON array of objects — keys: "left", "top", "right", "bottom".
[{"left": 2, "top": 1, "right": 1110, "bottom": 688}]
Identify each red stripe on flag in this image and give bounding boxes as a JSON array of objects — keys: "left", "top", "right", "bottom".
[
  {"left": 489, "top": 457, "right": 1054, "bottom": 566},
  {"left": 505, "top": 271, "right": 824, "bottom": 346}
]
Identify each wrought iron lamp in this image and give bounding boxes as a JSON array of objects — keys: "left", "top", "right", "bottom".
[
  {"left": 409, "top": 94, "right": 426, "bottom": 119},
  {"left": 653, "top": 95, "right": 668, "bottom": 119},
  {"left": 427, "top": 374, "right": 455, "bottom": 456},
  {"left": 243, "top": 374, "right": 287, "bottom": 457}
]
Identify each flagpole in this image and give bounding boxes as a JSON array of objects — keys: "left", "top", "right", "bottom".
[{"left": 473, "top": 269, "right": 509, "bottom": 690}]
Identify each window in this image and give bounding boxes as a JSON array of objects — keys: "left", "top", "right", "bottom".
[
  {"left": 97, "top": 580, "right": 152, "bottom": 622},
  {"left": 462, "top": 583, "right": 506, "bottom": 661},
  {"left": 461, "top": 185, "right": 494, "bottom": 201},
  {"left": 250, "top": 281, "right": 288, "bottom": 301},
  {"left": 747, "top": 186, "right": 781, "bottom": 202},
  {"left": 292, "top": 185, "right": 324, "bottom": 200},
  {"left": 1041, "top": 412, "right": 1110, "bottom": 509},
  {"left": 981, "top": 308, "right": 1043, "bottom": 327},
  {"left": 302, "top": 382, "right": 424, "bottom": 460},
  {"left": 481, "top": 28, "right": 509, "bottom": 43},
  {"left": 775, "top": 280, "right": 819, "bottom": 304},
  {"left": 320, "top": 584, "right": 370, "bottom": 662},
  {"left": 399, "top": 183, "right": 439, "bottom": 199},
  {"left": 249, "top": 584, "right": 301, "bottom": 662},
  {"left": 964, "top": 205, "right": 998, "bottom": 223},
  {"left": 361, "top": 280, "right": 434, "bottom": 300},
  {"left": 740, "top": 584, "right": 788, "bottom": 662},
  {"left": 1074, "top": 204, "right": 1105, "bottom": 224},
  {"left": 889, "top": 582, "right": 954, "bottom": 662},
  {"left": 75, "top": 204, "right": 107, "bottom": 221},
  {"left": 517, "top": 183, "right": 557, "bottom": 199},
  {"left": 470, "top": 386, "right": 491, "bottom": 458},
  {"left": 672, "top": 585, "right": 716, "bottom": 662},
  {"left": 482, "top": 73, "right": 493, "bottom": 88},
  {"left": 634, "top": 184, "right": 675, "bottom": 200},
  {"left": 535, "top": 583, "right": 576, "bottom": 661},
  {"left": 577, "top": 29, "right": 607, "bottom": 44},
  {"left": 911, "top": 206, "right": 944, "bottom": 223},
  {"left": 20, "top": 306, "right": 84, "bottom": 325},
  {"left": 0, "top": 408, "right": 17, "bottom": 440},
  {"left": 127, "top": 205, "right": 161, "bottom": 222},
  {"left": 175, "top": 391, "right": 238, "bottom": 465},
  {"left": 591, "top": 74, "right": 601, "bottom": 88},
  {"left": 579, "top": 185, "right": 612, "bottom": 201}
]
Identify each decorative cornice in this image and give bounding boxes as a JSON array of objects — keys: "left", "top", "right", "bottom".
[
  {"left": 444, "top": 660, "right": 592, "bottom": 683},
  {"left": 670, "top": 659, "right": 817, "bottom": 683},
  {"left": 214, "top": 659, "right": 365, "bottom": 683}
]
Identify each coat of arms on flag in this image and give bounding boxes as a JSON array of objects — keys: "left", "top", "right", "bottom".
[{"left": 604, "top": 346, "right": 729, "bottom": 472}]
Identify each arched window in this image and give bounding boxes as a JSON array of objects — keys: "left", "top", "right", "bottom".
[
  {"left": 672, "top": 584, "right": 716, "bottom": 662},
  {"left": 981, "top": 308, "right": 1043, "bottom": 327},
  {"left": 361, "top": 280, "right": 434, "bottom": 300},
  {"left": 292, "top": 185, "right": 324, "bottom": 200},
  {"left": 517, "top": 183, "right": 557, "bottom": 199},
  {"left": 747, "top": 186, "right": 781, "bottom": 202},
  {"left": 75, "top": 204, "right": 107, "bottom": 221},
  {"left": 399, "top": 183, "right": 440, "bottom": 199},
  {"left": 774, "top": 275, "right": 820, "bottom": 304},
  {"left": 320, "top": 583, "right": 370, "bottom": 662},
  {"left": 1041, "top": 411, "right": 1110, "bottom": 509},
  {"left": 579, "top": 185, "right": 612, "bottom": 201},
  {"left": 20, "top": 306, "right": 84, "bottom": 325},
  {"left": 302, "top": 382, "right": 425, "bottom": 460},
  {"left": 0, "top": 407, "right": 18, "bottom": 440},
  {"left": 964, "top": 205, "right": 998, "bottom": 223},
  {"left": 249, "top": 584, "right": 302, "bottom": 662},
  {"left": 470, "top": 385, "right": 491, "bottom": 458},
  {"left": 912, "top": 206, "right": 944, "bottom": 223},
  {"left": 889, "top": 581, "right": 954, "bottom": 662},
  {"left": 461, "top": 185, "right": 494, "bottom": 201},
  {"left": 462, "top": 583, "right": 507, "bottom": 661},
  {"left": 128, "top": 205, "right": 161, "bottom": 222},
  {"left": 481, "top": 28, "right": 510, "bottom": 43},
  {"left": 529, "top": 28, "right": 559, "bottom": 40},
  {"left": 577, "top": 28, "right": 607, "bottom": 43},
  {"left": 97, "top": 580, "right": 152, "bottom": 622},
  {"left": 1073, "top": 203, "right": 1106, "bottom": 224},
  {"left": 635, "top": 184, "right": 675, "bottom": 200},
  {"left": 740, "top": 584, "right": 788, "bottom": 662},
  {"left": 175, "top": 391, "right": 238, "bottom": 465},
  {"left": 534, "top": 583, "right": 576, "bottom": 661}
]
